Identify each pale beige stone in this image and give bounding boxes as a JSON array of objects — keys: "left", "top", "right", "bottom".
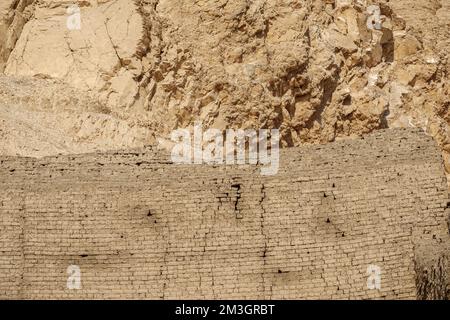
[{"left": 0, "top": 1, "right": 448, "bottom": 175}]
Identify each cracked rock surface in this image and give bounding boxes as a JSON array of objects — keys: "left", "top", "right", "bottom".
[{"left": 0, "top": 0, "right": 449, "bottom": 181}]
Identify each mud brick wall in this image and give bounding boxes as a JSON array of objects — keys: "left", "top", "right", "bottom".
[{"left": 0, "top": 128, "right": 449, "bottom": 299}]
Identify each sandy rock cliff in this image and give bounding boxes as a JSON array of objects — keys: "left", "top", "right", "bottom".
[{"left": 0, "top": 0, "right": 448, "bottom": 179}]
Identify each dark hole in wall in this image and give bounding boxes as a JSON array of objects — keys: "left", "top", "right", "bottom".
[
  {"left": 231, "top": 183, "right": 241, "bottom": 190},
  {"left": 343, "top": 95, "right": 352, "bottom": 105},
  {"left": 277, "top": 269, "right": 289, "bottom": 274},
  {"left": 146, "top": 209, "right": 158, "bottom": 224}
]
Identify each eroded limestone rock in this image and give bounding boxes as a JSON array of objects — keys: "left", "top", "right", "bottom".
[{"left": 0, "top": 0, "right": 448, "bottom": 180}]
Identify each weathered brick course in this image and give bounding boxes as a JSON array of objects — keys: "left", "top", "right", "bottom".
[{"left": 0, "top": 128, "right": 449, "bottom": 299}]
